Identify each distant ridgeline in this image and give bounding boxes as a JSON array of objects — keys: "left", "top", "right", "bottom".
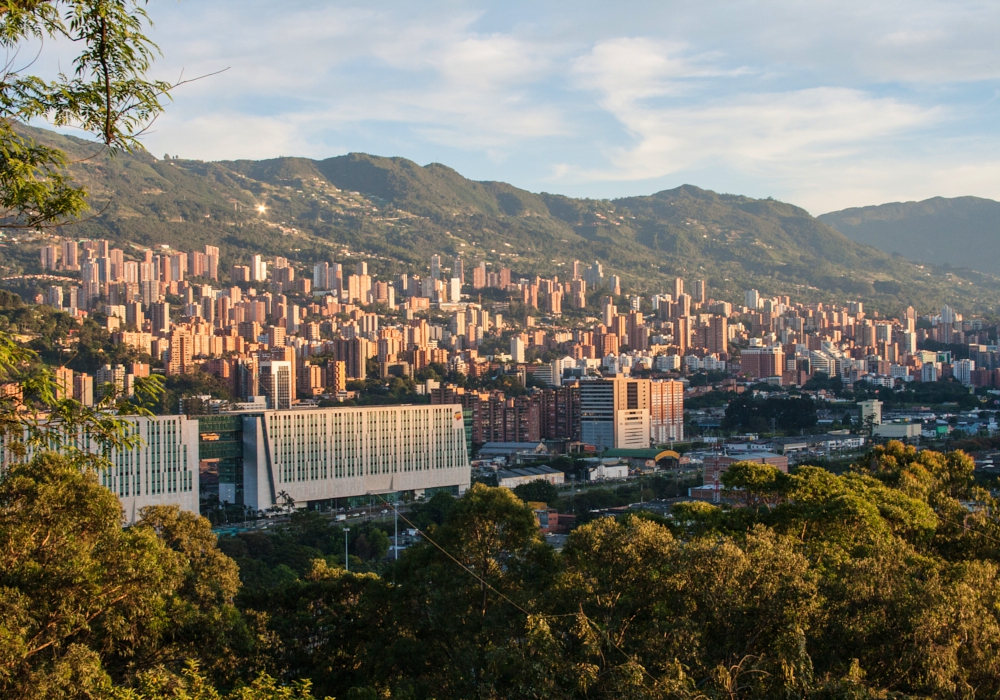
[
  {"left": 821, "top": 196, "right": 1000, "bottom": 278},
  {"left": 4, "top": 124, "right": 1000, "bottom": 315}
]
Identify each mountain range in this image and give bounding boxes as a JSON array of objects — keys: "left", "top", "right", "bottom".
[
  {"left": 4, "top": 125, "right": 999, "bottom": 315},
  {"left": 820, "top": 197, "right": 1000, "bottom": 277}
]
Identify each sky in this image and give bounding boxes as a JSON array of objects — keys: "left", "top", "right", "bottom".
[{"left": 31, "top": 0, "right": 1000, "bottom": 214}]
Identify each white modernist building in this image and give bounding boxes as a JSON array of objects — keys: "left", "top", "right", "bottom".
[
  {"left": 103, "top": 415, "right": 199, "bottom": 523},
  {"left": 240, "top": 404, "right": 471, "bottom": 511},
  {"left": 3, "top": 414, "right": 200, "bottom": 525}
]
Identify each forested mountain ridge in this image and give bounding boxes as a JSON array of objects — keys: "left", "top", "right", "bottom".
[
  {"left": 820, "top": 196, "right": 1000, "bottom": 277},
  {"left": 5, "top": 125, "right": 999, "bottom": 315}
]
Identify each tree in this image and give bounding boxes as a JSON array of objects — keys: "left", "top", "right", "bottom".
[
  {"left": 720, "top": 460, "right": 788, "bottom": 509},
  {"left": 0, "top": 453, "right": 183, "bottom": 699},
  {"left": 0, "top": 0, "right": 176, "bottom": 232},
  {"left": 436, "top": 484, "right": 540, "bottom": 608},
  {"left": 129, "top": 507, "right": 244, "bottom": 680},
  {"left": 351, "top": 526, "right": 390, "bottom": 562},
  {"left": 112, "top": 662, "right": 327, "bottom": 699},
  {"left": 722, "top": 394, "right": 818, "bottom": 434},
  {"left": 512, "top": 479, "right": 559, "bottom": 505}
]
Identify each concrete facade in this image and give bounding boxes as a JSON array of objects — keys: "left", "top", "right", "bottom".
[{"left": 240, "top": 404, "right": 471, "bottom": 511}]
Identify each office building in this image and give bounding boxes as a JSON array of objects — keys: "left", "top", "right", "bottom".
[
  {"left": 260, "top": 359, "right": 293, "bottom": 409},
  {"left": 580, "top": 377, "right": 651, "bottom": 451},
  {"left": 6, "top": 414, "right": 199, "bottom": 525},
  {"left": 859, "top": 400, "right": 883, "bottom": 427},
  {"left": 239, "top": 404, "right": 471, "bottom": 512}
]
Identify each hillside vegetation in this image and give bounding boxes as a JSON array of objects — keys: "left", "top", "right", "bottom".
[
  {"left": 821, "top": 196, "right": 1000, "bottom": 278},
  {"left": 5, "top": 126, "right": 999, "bottom": 314}
]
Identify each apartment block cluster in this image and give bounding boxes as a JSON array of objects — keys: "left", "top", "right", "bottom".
[
  {"left": 34, "top": 236, "right": 995, "bottom": 457},
  {"left": 732, "top": 292, "right": 998, "bottom": 389}
]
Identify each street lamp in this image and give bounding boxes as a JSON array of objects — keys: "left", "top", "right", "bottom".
[{"left": 344, "top": 527, "right": 351, "bottom": 572}]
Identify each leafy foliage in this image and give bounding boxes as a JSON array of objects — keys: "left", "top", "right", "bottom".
[
  {"left": 0, "top": 0, "right": 174, "bottom": 231},
  {"left": 6, "top": 436, "right": 1000, "bottom": 698},
  {"left": 512, "top": 479, "right": 559, "bottom": 505},
  {"left": 723, "top": 392, "right": 819, "bottom": 433}
]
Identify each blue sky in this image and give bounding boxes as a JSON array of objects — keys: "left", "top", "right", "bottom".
[{"left": 41, "top": 1, "right": 1000, "bottom": 213}]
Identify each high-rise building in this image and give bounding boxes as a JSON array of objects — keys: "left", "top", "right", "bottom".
[
  {"left": 54, "top": 367, "right": 74, "bottom": 401},
  {"left": 333, "top": 337, "right": 374, "bottom": 379},
  {"left": 610, "top": 275, "right": 621, "bottom": 296},
  {"left": 326, "top": 360, "right": 347, "bottom": 392},
  {"left": 167, "top": 327, "right": 194, "bottom": 376},
  {"left": 510, "top": 337, "right": 526, "bottom": 363},
  {"left": 650, "top": 380, "right": 684, "bottom": 443},
  {"left": 472, "top": 262, "right": 486, "bottom": 289},
  {"left": 251, "top": 254, "right": 267, "bottom": 282},
  {"left": 693, "top": 279, "right": 706, "bottom": 303},
  {"left": 707, "top": 315, "right": 728, "bottom": 355},
  {"left": 673, "top": 277, "right": 684, "bottom": 299},
  {"left": 954, "top": 359, "right": 976, "bottom": 386},
  {"left": 40, "top": 245, "right": 59, "bottom": 270},
  {"left": 580, "top": 377, "right": 651, "bottom": 451},
  {"left": 61, "top": 240, "right": 79, "bottom": 271},
  {"left": 46, "top": 285, "right": 63, "bottom": 309},
  {"left": 150, "top": 302, "right": 170, "bottom": 335},
  {"left": 740, "top": 346, "right": 784, "bottom": 380},
  {"left": 205, "top": 245, "right": 220, "bottom": 280},
  {"left": 745, "top": 289, "right": 761, "bottom": 310},
  {"left": 231, "top": 265, "right": 251, "bottom": 284},
  {"left": 626, "top": 311, "right": 648, "bottom": 351},
  {"left": 169, "top": 252, "right": 187, "bottom": 282},
  {"left": 73, "top": 373, "right": 94, "bottom": 407},
  {"left": 430, "top": 254, "right": 442, "bottom": 280},
  {"left": 584, "top": 261, "right": 603, "bottom": 287},
  {"left": 313, "top": 262, "right": 330, "bottom": 289},
  {"left": 190, "top": 251, "right": 207, "bottom": 278},
  {"left": 95, "top": 364, "right": 126, "bottom": 398},
  {"left": 260, "top": 359, "right": 293, "bottom": 409}
]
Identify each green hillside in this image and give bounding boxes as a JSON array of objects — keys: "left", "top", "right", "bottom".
[
  {"left": 820, "top": 196, "right": 1000, "bottom": 277},
  {"left": 3, "top": 125, "right": 997, "bottom": 315}
]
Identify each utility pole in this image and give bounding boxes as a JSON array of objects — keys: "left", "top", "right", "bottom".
[
  {"left": 344, "top": 527, "right": 351, "bottom": 572},
  {"left": 394, "top": 497, "right": 399, "bottom": 561}
]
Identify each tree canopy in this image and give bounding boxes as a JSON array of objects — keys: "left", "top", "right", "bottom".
[{"left": 0, "top": 0, "right": 176, "bottom": 231}]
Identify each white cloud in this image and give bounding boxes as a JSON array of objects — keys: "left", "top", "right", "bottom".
[
  {"left": 29, "top": 0, "right": 1000, "bottom": 211},
  {"left": 564, "top": 38, "right": 942, "bottom": 186}
]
